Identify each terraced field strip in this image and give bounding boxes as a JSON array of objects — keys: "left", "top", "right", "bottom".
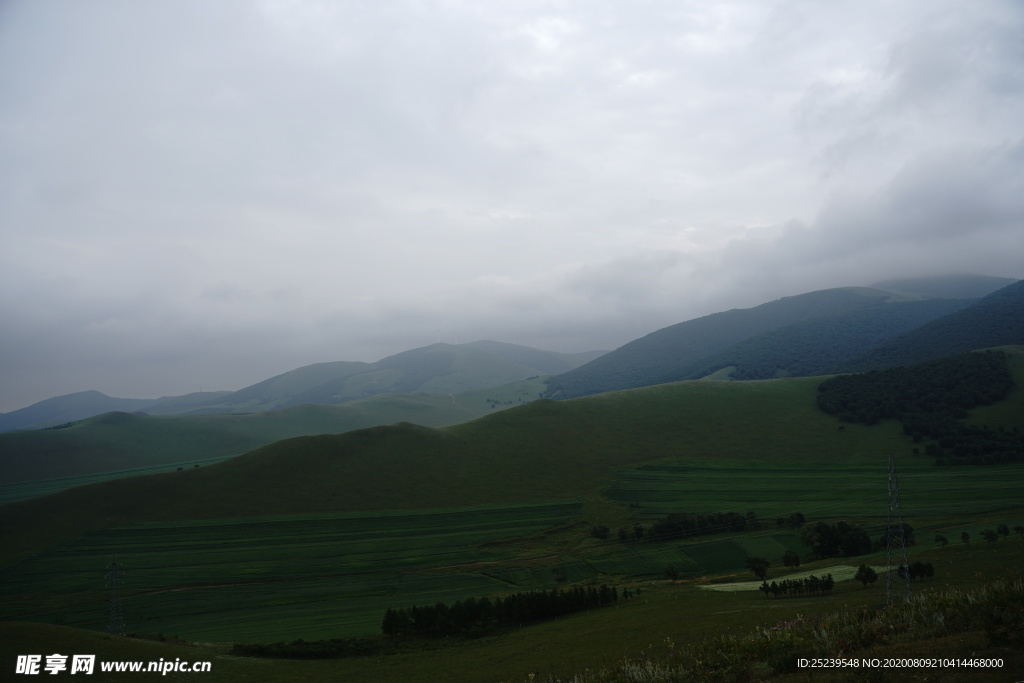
[
  {"left": 605, "top": 458, "right": 1024, "bottom": 520},
  {"left": 483, "top": 531, "right": 813, "bottom": 587},
  {"left": 0, "top": 500, "right": 581, "bottom": 641},
  {"left": 0, "top": 456, "right": 232, "bottom": 505}
]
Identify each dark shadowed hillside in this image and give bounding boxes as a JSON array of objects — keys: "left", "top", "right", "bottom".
[
  {"left": 544, "top": 276, "right": 1021, "bottom": 398},
  {"left": 841, "top": 278, "right": 1024, "bottom": 371},
  {"left": 672, "top": 297, "right": 975, "bottom": 380},
  {"left": 543, "top": 287, "right": 901, "bottom": 398}
]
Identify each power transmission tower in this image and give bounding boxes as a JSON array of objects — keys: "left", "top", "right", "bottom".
[
  {"left": 105, "top": 554, "right": 126, "bottom": 634},
  {"left": 886, "top": 453, "right": 912, "bottom": 605}
]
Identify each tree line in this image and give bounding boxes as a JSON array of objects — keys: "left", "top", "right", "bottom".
[
  {"left": 797, "top": 521, "right": 915, "bottom": 559},
  {"left": 601, "top": 510, "right": 764, "bottom": 543},
  {"left": 759, "top": 574, "right": 835, "bottom": 598},
  {"left": 382, "top": 585, "right": 620, "bottom": 638},
  {"left": 817, "top": 351, "right": 1023, "bottom": 466}
]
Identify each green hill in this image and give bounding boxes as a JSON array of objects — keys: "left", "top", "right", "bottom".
[
  {"left": 544, "top": 276, "right": 1019, "bottom": 398},
  {"left": 0, "top": 378, "right": 548, "bottom": 489},
  {"left": 543, "top": 286, "right": 905, "bottom": 398},
  {"left": 675, "top": 297, "right": 975, "bottom": 380},
  {"left": 0, "top": 342, "right": 602, "bottom": 432},
  {"left": 0, "top": 391, "right": 173, "bottom": 433},
  {"left": 841, "top": 278, "right": 1024, "bottom": 371},
  {"left": 183, "top": 341, "right": 602, "bottom": 414},
  {"left": 0, "top": 342, "right": 598, "bottom": 489}
]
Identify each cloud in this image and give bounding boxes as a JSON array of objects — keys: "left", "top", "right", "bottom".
[
  {"left": 707, "top": 141, "right": 1024, "bottom": 299},
  {"left": 1, "top": 0, "right": 1022, "bottom": 411},
  {"left": 794, "top": 0, "right": 1024, "bottom": 178}
]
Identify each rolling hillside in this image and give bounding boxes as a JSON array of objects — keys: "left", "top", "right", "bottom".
[
  {"left": 840, "top": 278, "right": 1024, "bottom": 371},
  {"left": 0, "top": 377, "right": 548, "bottom": 488},
  {"left": 544, "top": 276, "right": 1019, "bottom": 398},
  {"left": 190, "top": 341, "right": 602, "bottom": 413},
  {"left": 672, "top": 297, "right": 975, "bottom": 380},
  {"left": 0, "top": 341, "right": 602, "bottom": 432},
  {"left": 543, "top": 286, "right": 904, "bottom": 398},
  {"left": 0, "top": 342, "right": 598, "bottom": 432},
  {"left": 0, "top": 391, "right": 229, "bottom": 433}
]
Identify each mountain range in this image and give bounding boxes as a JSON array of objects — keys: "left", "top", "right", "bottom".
[
  {"left": 2, "top": 273, "right": 1021, "bottom": 491},
  {"left": 542, "top": 274, "right": 1019, "bottom": 398},
  {"left": 0, "top": 341, "right": 604, "bottom": 433}
]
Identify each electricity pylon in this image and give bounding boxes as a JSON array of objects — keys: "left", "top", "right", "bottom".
[{"left": 886, "top": 453, "right": 912, "bottom": 605}]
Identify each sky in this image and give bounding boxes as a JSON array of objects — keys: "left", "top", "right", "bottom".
[{"left": 1, "top": 0, "right": 1023, "bottom": 411}]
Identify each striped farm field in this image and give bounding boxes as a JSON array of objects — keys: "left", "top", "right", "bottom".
[
  {"left": 0, "top": 500, "right": 580, "bottom": 641},
  {"left": 605, "top": 458, "right": 1024, "bottom": 522}
]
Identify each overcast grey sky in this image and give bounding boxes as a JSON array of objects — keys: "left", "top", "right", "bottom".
[{"left": 2, "top": 0, "right": 1023, "bottom": 411}]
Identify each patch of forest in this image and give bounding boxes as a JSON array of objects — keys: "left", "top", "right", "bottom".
[
  {"left": 758, "top": 574, "right": 835, "bottom": 598},
  {"left": 381, "top": 585, "right": 622, "bottom": 639},
  {"left": 599, "top": 510, "right": 766, "bottom": 543},
  {"left": 817, "top": 350, "right": 1024, "bottom": 465}
]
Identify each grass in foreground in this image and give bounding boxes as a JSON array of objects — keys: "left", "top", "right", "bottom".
[{"left": 516, "top": 575, "right": 1024, "bottom": 682}]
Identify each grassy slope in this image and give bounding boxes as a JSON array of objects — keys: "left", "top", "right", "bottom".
[{"left": 0, "top": 378, "right": 548, "bottom": 488}]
